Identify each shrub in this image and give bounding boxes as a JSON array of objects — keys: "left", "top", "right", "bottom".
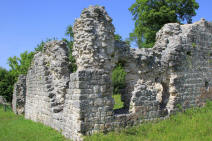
[{"left": 112, "top": 64, "right": 127, "bottom": 94}]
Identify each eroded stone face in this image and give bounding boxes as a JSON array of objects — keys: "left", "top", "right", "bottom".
[
  {"left": 12, "top": 75, "right": 26, "bottom": 115},
  {"left": 24, "top": 40, "right": 70, "bottom": 131},
  {"left": 12, "top": 5, "right": 212, "bottom": 141},
  {"left": 73, "top": 6, "right": 116, "bottom": 71}
]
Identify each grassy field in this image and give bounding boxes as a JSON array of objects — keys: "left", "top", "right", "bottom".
[
  {"left": 0, "top": 105, "right": 69, "bottom": 141},
  {"left": 1, "top": 102, "right": 212, "bottom": 141}
]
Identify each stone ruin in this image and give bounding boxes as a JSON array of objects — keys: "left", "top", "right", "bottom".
[
  {"left": 12, "top": 6, "right": 212, "bottom": 141},
  {"left": 12, "top": 75, "right": 26, "bottom": 114}
]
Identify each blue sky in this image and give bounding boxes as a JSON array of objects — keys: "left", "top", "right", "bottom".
[{"left": 0, "top": 0, "right": 211, "bottom": 70}]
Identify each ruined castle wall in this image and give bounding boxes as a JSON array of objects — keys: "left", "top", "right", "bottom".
[
  {"left": 129, "top": 20, "right": 212, "bottom": 118},
  {"left": 12, "top": 75, "right": 26, "bottom": 115},
  {"left": 63, "top": 70, "right": 114, "bottom": 138},
  {"left": 115, "top": 41, "right": 140, "bottom": 109},
  {"left": 173, "top": 21, "right": 212, "bottom": 108},
  {"left": 62, "top": 72, "right": 82, "bottom": 140},
  {"left": 25, "top": 41, "right": 70, "bottom": 131},
  {"left": 66, "top": 6, "right": 116, "bottom": 137},
  {"left": 12, "top": 5, "right": 212, "bottom": 141}
]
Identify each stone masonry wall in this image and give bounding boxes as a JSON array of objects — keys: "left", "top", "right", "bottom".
[
  {"left": 12, "top": 75, "right": 26, "bottom": 114},
  {"left": 12, "top": 5, "right": 212, "bottom": 141},
  {"left": 25, "top": 41, "right": 70, "bottom": 131}
]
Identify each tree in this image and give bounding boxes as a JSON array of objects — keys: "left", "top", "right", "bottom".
[
  {"left": 6, "top": 38, "right": 58, "bottom": 102},
  {"left": 129, "top": 0, "right": 199, "bottom": 48},
  {"left": 64, "top": 25, "right": 77, "bottom": 72},
  {"left": 65, "top": 25, "right": 74, "bottom": 42},
  {"left": 8, "top": 51, "right": 34, "bottom": 79},
  {"left": 0, "top": 67, "right": 15, "bottom": 102}
]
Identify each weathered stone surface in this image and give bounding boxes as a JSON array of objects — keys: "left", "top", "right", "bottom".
[
  {"left": 24, "top": 40, "right": 70, "bottom": 131},
  {"left": 12, "top": 75, "right": 26, "bottom": 114},
  {"left": 12, "top": 5, "right": 212, "bottom": 141},
  {"left": 73, "top": 6, "right": 116, "bottom": 71}
]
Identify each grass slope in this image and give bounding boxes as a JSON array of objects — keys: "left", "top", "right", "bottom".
[
  {"left": 1, "top": 102, "right": 212, "bottom": 141},
  {"left": 85, "top": 101, "right": 212, "bottom": 141},
  {"left": 0, "top": 105, "right": 69, "bottom": 141}
]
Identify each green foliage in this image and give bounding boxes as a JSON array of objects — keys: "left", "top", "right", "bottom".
[
  {"left": 35, "top": 38, "right": 58, "bottom": 52},
  {"left": 114, "top": 33, "right": 131, "bottom": 46},
  {"left": 114, "top": 34, "right": 122, "bottom": 41},
  {"left": 8, "top": 51, "right": 34, "bottom": 78},
  {"left": 8, "top": 38, "right": 56, "bottom": 80},
  {"left": 4, "top": 25, "right": 77, "bottom": 102},
  {"left": 176, "top": 103, "right": 183, "bottom": 112},
  {"left": 112, "top": 64, "right": 127, "bottom": 94},
  {"left": 65, "top": 25, "right": 74, "bottom": 42},
  {"left": 192, "top": 42, "right": 196, "bottom": 48},
  {"left": 64, "top": 25, "right": 77, "bottom": 72},
  {"left": 85, "top": 101, "right": 212, "bottom": 141},
  {"left": 6, "top": 39, "right": 53, "bottom": 102},
  {"left": 124, "top": 38, "right": 131, "bottom": 46},
  {"left": 35, "top": 41, "right": 45, "bottom": 52},
  {"left": 129, "top": 0, "right": 199, "bottom": 48},
  {"left": 5, "top": 51, "right": 34, "bottom": 102},
  {"left": 112, "top": 94, "right": 124, "bottom": 110},
  {"left": 0, "top": 106, "right": 69, "bottom": 141},
  {"left": 0, "top": 68, "right": 15, "bottom": 102}
]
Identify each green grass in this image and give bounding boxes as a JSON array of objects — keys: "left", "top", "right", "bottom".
[
  {"left": 1, "top": 102, "right": 212, "bottom": 141},
  {"left": 112, "top": 94, "right": 124, "bottom": 110},
  {"left": 0, "top": 105, "right": 69, "bottom": 141},
  {"left": 85, "top": 101, "right": 212, "bottom": 141}
]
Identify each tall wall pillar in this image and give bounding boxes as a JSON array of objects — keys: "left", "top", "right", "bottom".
[{"left": 71, "top": 5, "right": 116, "bottom": 135}]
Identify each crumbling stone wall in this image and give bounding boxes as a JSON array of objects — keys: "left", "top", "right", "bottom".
[
  {"left": 25, "top": 41, "right": 70, "bottom": 131},
  {"left": 12, "top": 5, "right": 212, "bottom": 141},
  {"left": 12, "top": 75, "right": 26, "bottom": 114},
  {"left": 129, "top": 20, "right": 212, "bottom": 117},
  {"left": 62, "top": 6, "right": 116, "bottom": 140}
]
